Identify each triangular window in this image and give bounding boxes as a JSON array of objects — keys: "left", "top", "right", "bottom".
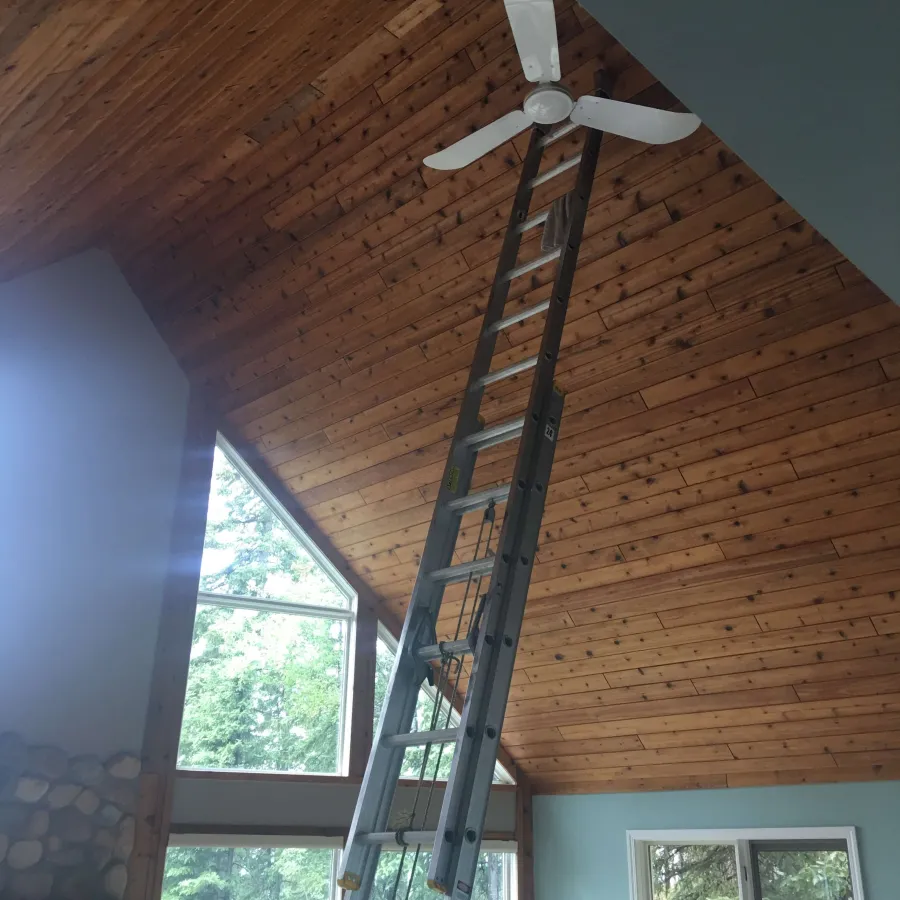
[{"left": 177, "top": 437, "right": 355, "bottom": 775}]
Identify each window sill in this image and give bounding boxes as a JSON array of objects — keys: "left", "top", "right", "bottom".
[{"left": 176, "top": 768, "right": 360, "bottom": 784}]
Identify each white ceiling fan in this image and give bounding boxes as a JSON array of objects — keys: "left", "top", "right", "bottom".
[{"left": 424, "top": 0, "right": 702, "bottom": 170}]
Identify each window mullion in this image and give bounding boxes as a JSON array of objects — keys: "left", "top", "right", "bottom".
[
  {"left": 197, "top": 590, "right": 354, "bottom": 620},
  {"left": 736, "top": 839, "right": 756, "bottom": 900},
  {"left": 628, "top": 840, "right": 652, "bottom": 900},
  {"left": 330, "top": 847, "right": 342, "bottom": 900},
  {"left": 504, "top": 849, "right": 518, "bottom": 900},
  {"left": 337, "top": 615, "right": 353, "bottom": 775}
]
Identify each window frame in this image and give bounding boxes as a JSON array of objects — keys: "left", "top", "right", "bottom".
[
  {"left": 181, "top": 435, "right": 358, "bottom": 776},
  {"left": 165, "top": 835, "right": 344, "bottom": 900},
  {"left": 165, "top": 834, "right": 517, "bottom": 900},
  {"left": 627, "top": 827, "right": 864, "bottom": 900}
]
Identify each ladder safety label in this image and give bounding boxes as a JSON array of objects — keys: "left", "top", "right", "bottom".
[{"left": 447, "top": 466, "right": 460, "bottom": 492}]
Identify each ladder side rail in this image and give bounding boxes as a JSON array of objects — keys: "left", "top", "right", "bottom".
[
  {"left": 339, "top": 641, "right": 427, "bottom": 891},
  {"left": 449, "top": 387, "right": 564, "bottom": 895},
  {"left": 338, "top": 123, "right": 550, "bottom": 893},
  {"left": 428, "top": 77, "right": 611, "bottom": 896},
  {"left": 425, "top": 376, "right": 562, "bottom": 896}
]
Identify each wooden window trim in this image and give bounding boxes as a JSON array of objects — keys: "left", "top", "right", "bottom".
[
  {"left": 515, "top": 770, "right": 535, "bottom": 900},
  {"left": 127, "top": 392, "right": 218, "bottom": 900}
]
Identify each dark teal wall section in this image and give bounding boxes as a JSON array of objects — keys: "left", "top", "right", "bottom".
[{"left": 577, "top": 0, "right": 900, "bottom": 304}]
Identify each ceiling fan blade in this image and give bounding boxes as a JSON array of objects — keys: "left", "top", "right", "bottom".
[
  {"left": 503, "top": 0, "right": 560, "bottom": 83},
  {"left": 570, "top": 96, "right": 702, "bottom": 144},
  {"left": 424, "top": 110, "right": 533, "bottom": 170}
]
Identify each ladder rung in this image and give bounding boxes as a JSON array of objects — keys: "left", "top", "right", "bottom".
[
  {"left": 489, "top": 299, "right": 550, "bottom": 333},
  {"left": 502, "top": 247, "right": 561, "bottom": 282},
  {"left": 541, "top": 120, "right": 580, "bottom": 147},
  {"left": 530, "top": 154, "right": 582, "bottom": 188},
  {"left": 358, "top": 831, "right": 436, "bottom": 847},
  {"left": 416, "top": 637, "right": 474, "bottom": 662},
  {"left": 382, "top": 727, "right": 459, "bottom": 749},
  {"left": 517, "top": 210, "right": 548, "bottom": 234},
  {"left": 446, "top": 483, "right": 510, "bottom": 513},
  {"left": 429, "top": 556, "right": 494, "bottom": 584},
  {"left": 476, "top": 355, "right": 537, "bottom": 388},
  {"left": 464, "top": 416, "right": 525, "bottom": 451}
]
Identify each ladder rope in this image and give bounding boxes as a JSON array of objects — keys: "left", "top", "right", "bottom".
[{"left": 386, "top": 502, "right": 498, "bottom": 900}]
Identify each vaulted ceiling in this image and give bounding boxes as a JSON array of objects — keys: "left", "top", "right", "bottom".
[{"left": 5, "top": 0, "right": 900, "bottom": 794}]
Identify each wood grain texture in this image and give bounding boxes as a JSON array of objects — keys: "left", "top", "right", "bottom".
[
  {"left": 7, "top": 0, "right": 900, "bottom": 795},
  {"left": 129, "top": 393, "right": 217, "bottom": 900}
]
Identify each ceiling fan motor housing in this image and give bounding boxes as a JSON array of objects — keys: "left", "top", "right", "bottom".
[{"left": 523, "top": 84, "right": 575, "bottom": 124}]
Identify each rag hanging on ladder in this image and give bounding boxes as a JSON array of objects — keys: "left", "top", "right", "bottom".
[{"left": 540, "top": 192, "right": 572, "bottom": 253}]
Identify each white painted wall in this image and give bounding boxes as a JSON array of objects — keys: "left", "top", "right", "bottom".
[{"left": 0, "top": 249, "right": 189, "bottom": 757}]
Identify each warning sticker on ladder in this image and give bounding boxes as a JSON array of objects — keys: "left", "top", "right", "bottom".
[{"left": 446, "top": 466, "right": 460, "bottom": 492}]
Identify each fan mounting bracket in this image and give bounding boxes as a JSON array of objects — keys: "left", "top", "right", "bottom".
[{"left": 523, "top": 84, "right": 574, "bottom": 125}]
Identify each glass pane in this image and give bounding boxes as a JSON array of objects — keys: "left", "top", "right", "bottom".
[
  {"left": 163, "top": 846, "right": 334, "bottom": 900},
  {"left": 756, "top": 848, "right": 852, "bottom": 900},
  {"left": 649, "top": 844, "right": 739, "bottom": 900},
  {"left": 373, "top": 851, "right": 510, "bottom": 900},
  {"left": 373, "top": 636, "right": 513, "bottom": 784},
  {"left": 201, "top": 446, "right": 348, "bottom": 609},
  {"left": 374, "top": 636, "right": 456, "bottom": 780},
  {"left": 178, "top": 605, "right": 345, "bottom": 773}
]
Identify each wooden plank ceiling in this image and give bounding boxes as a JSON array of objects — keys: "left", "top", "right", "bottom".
[{"left": 5, "top": 0, "right": 900, "bottom": 796}]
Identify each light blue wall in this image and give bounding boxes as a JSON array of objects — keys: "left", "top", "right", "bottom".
[{"left": 534, "top": 781, "right": 900, "bottom": 899}]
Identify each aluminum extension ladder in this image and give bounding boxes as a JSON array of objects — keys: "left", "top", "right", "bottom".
[{"left": 338, "top": 74, "right": 610, "bottom": 900}]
